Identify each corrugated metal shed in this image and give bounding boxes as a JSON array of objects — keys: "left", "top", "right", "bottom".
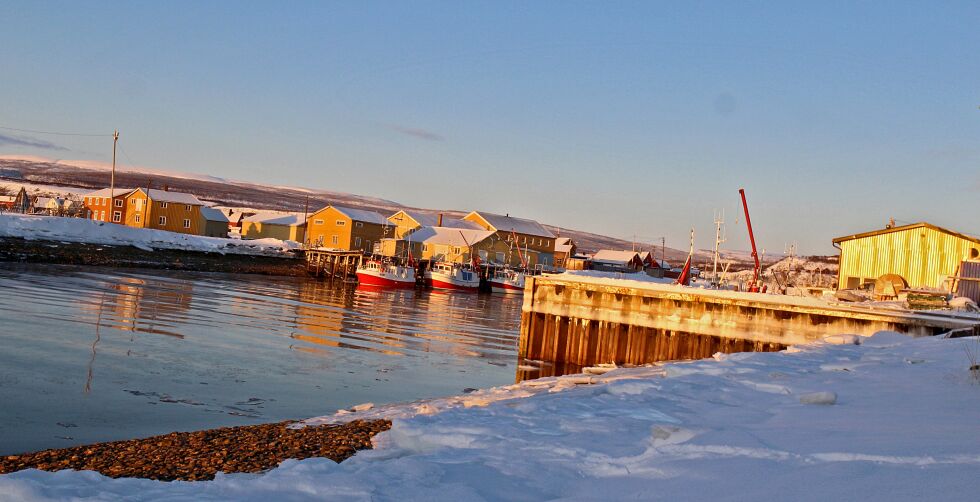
[
  {"left": 956, "top": 261, "right": 980, "bottom": 303},
  {"left": 833, "top": 222, "right": 980, "bottom": 291}
]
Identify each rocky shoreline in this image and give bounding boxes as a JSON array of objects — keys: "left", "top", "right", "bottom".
[
  {"left": 0, "top": 237, "right": 307, "bottom": 276},
  {"left": 0, "top": 419, "right": 391, "bottom": 482}
]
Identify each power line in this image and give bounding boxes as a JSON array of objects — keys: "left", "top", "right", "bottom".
[{"left": 0, "top": 125, "right": 114, "bottom": 137}]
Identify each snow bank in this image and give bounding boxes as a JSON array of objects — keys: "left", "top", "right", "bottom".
[
  {"left": 0, "top": 214, "right": 301, "bottom": 257},
  {"left": 3, "top": 332, "right": 980, "bottom": 501}
]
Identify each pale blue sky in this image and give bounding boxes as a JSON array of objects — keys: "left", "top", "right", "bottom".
[{"left": 1, "top": 1, "right": 978, "bottom": 254}]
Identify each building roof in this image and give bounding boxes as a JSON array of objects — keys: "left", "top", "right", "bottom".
[
  {"left": 591, "top": 250, "right": 642, "bottom": 265},
  {"left": 84, "top": 187, "right": 136, "bottom": 198},
  {"left": 0, "top": 196, "right": 15, "bottom": 203},
  {"left": 331, "top": 205, "right": 388, "bottom": 225},
  {"left": 467, "top": 211, "right": 555, "bottom": 238},
  {"left": 555, "top": 237, "right": 575, "bottom": 254},
  {"left": 243, "top": 212, "right": 305, "bottom": 226},
  {"left": 200, "top": 206, "right": 230, "bottom": 222},
  {"left": 832, "top": 222, "right": 980, "bottom": 246},
  {"left": 408, "top": 226, "right": 495, "bottom": 247},
  {"left": 134, "top": 188, "right": 205, "bottom": 206}
]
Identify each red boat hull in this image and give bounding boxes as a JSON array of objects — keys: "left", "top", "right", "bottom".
[
  {"left": 490, "top": 280, "right": 524, "bottom": 293},
  {"left": 356, "top": 271, "right": 415, "bottom": 288},
  {"left": 430, "top": 278, "right": 479, "bottom": 292}
]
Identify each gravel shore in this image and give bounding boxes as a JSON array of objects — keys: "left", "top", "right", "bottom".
[
  {"left": 0, "top": 419, "right": 390, "bottom": 481},
  {"left": 0, "top": 237, "right": 306, "bottom": 276}
]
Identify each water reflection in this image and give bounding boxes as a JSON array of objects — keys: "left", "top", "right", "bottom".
[{"left": 0, "top": 265, "right": 522, "bottom": 454}]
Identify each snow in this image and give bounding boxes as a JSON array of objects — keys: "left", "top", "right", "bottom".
[
  {"left": 404, "top": 226, "right": 496, "bottom": 247},
  {"left": 133, "top": 188, "right": 205, "bottom": 206},
  {"left": 329, "top": 205, "right": 388, "bottom": 225},
  {"left": 199, "top": 206, "right": 230, "bottom": 222},
  {"left": 467, "top": 211, "right": 555, "bottom": 238},
  {"left": 0, "top": 214, "right": 301, "bottom": 256},
  {"left": 2, "top": 332, "right": 979, "bottom": 501},
  {"left": 591, "top": 249, "right": 642, "bottom": 265},
  {"left": 243, "top": 212, "right": 305, "bottom": 226}
]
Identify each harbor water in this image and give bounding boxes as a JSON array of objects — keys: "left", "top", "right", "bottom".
[{"left": 0, "top": 264, "right": 523, "bottom": 455}]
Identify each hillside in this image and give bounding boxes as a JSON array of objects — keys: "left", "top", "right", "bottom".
[{"left": 0, "top": 157, "right": 793, "bottom": 269}]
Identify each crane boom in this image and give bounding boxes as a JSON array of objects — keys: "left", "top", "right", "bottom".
[{"left": 738, "top": 188, "right": 761, "bottom": 292}]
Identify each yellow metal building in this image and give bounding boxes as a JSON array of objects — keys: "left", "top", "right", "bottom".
[{"left": 833, "top": 222, "right": 980, "bottom": 291}]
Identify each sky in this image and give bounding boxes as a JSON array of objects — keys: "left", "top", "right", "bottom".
[{"left": 1, "top": 1, "right": 978, "bottom": 254}]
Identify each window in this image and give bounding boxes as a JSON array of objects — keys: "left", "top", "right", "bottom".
[
  {"left": 496, "top": 252, "right": 505, "bottom": 262},
  {"left": 331, "top": 235, "right": 339, "bottom": 245},
  {"left": 115, "top": 199, "right": 123, "bottom": 207},
  {"left": 159, "top": 216, "right": 167, "bottom": 226},
  {"left": 452, "top": 246, "right": 461, "bottom": 255},
  {"left": 422, "top": 244, "right": 429, "bottom": 252},
  {"left": 160, "top": 201, "right": 168, "bottom": 208},
  {"left": 365, "top": 240, "right": 371, "bottom": 250},
  {"left": 91, "top": 212, "right": 97, "bottom": 220},
  {"left": 112, "top": 211, "right": 121, "bottom": 223},
  {"left": 479, "top": 250, "right": 488, "bottom": 260},
  {"left": 183, "top": 219, "right": 191, "bottom": 229},
  {"left": 130, "top": 199, "right": 135, "bottom": 205},
  {"left": 100, "top": 211, "right": 105, "bottom": 220},
  {"left": 355, "top": 237, "right": 361, "bottom": 247},
  {"left": 135, "top": 214, "right": 141, "bottom": 223},
  {"left": 355, "top": 222, "right": 363, "bottom": 228},
  {"left": 336, "top": 220, "right": 346, "bottom": 226},
  {"left": 314, "top": 219, "right": 324, "bottom": 225},
  {"left": 185, "top": 204, "right": 191, "bottom": 211}
]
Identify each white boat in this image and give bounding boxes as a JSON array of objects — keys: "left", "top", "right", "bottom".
[
  {"left": 426, "top": 262, "right": 480, "bottom": 291},
  {"left": 489, "top": 268, "right": 525, "bottom": 294},
  {"left": 356, "top": 260, "right": 416, "bottom": 288}
]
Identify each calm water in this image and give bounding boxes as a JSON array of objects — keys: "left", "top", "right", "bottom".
[{"left": 0, "top": 264, "right": 523, "bottom": 455}]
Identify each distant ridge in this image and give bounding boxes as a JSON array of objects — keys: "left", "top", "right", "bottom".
[{"left": 0, "top": 155, "right": 735, "bottom": 263}]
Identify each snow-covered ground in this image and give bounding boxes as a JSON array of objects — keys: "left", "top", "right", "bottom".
[
  {"left": 2, "top": 332, "right": 978, "bottom": 501},
  {"left": 0, "top": 214, "right": 301, "bottom": 256}
]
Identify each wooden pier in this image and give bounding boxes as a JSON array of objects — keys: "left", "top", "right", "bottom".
[
  {"left": 305, "top": 249, "right": 363, "bottom": 279},
  {"left": 518, "top": 274, "right": 980, "bottom": 377}
]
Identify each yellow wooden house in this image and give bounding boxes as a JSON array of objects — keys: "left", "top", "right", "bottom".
[
  {"left": 306, "top": 205, "right": 388, "bottom": 252},
  {"left": 463, "top": 211, "right": 556, "bottom": 267},
  {"left": 241, "top": 212, "right": 306, "bottom": 242},
  {"left": 121, "top": 188, "right": 206, "bottom": 235},
  {"left": 833, "top": 222, "right": 980, "bottom": 291}
]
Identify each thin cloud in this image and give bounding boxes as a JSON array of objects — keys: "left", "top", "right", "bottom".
[
  {"left": 383, "top": 123, "right": 444, "bottom": 141},
  {"left": 0, "top": 133, "right": 69, "bottom": 151}
]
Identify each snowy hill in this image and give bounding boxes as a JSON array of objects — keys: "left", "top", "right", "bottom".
[{"left": 0, "top": 156, "right": 688, "bottom": 257}]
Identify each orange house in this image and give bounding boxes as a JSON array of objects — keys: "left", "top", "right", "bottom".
[{"left": 82, "top": 187, "right": 133, "bottom": 223}]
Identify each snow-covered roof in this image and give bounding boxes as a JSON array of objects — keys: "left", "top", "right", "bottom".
[
  {"left": 332, "top": 205, "right": 388, "bottom": 225},
  {"left": 591, "top": 250, "right": 642, "bottom": 265},
  {"left": 33, "top": 197, "right": 53, "bottom": 208},
  {"left": 555, "top": 237, "right": 575, "bottom": 254},
  {"left": 391, "top": 210, "right": 440, "bottom": 227},
  {"left": 136, "top": 188, "right": 205, "bottom": 206},
  {"left": 0, "top": 196, "right": 15, "bottom": 203},
  {"left": 467, "top": 211, "right": 555, "bottom": 238},
  {"left": 243, "top": 212, "right": 305, "bottom": 226},
  {"left": 200, "top": 206, "right": 230, "bottom": 222},
  {"left": 84, "top": 188, "right": 135, "bottom": 198},
  {"left": 407, "top": 226, "right": 495, "bottom": 247}
]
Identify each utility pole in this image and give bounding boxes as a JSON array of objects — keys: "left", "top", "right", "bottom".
[
  {"left": 110, "top": 130, "right": 119, "bottom": 201},
  {"left": 661, "top": 236, "right": 666, "bottom": 266},
  {"left": 712, "top": 209, "right": 726, "bottom": 284}
]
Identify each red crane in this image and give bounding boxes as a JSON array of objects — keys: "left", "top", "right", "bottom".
[{"left": 739, "top": 188, "right": 763, "bottom": 293}]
